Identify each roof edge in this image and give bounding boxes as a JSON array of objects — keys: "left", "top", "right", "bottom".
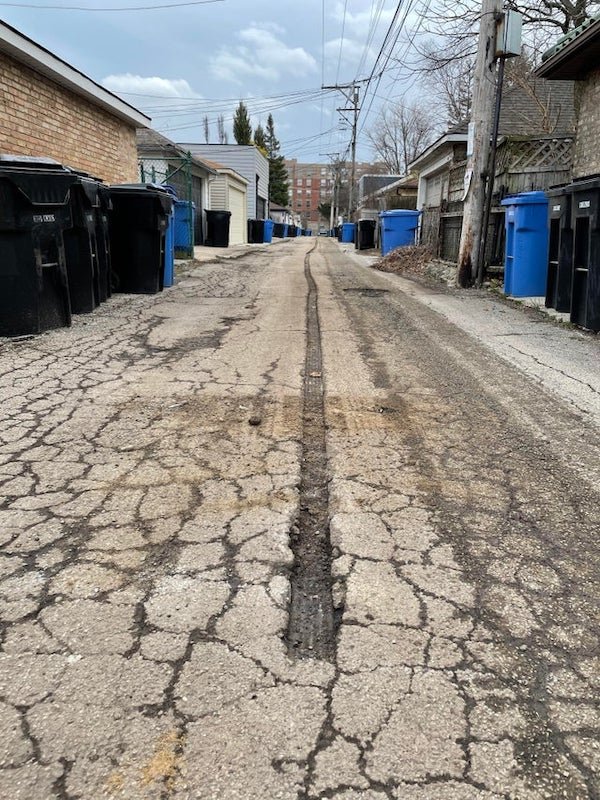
[
  {"left": 408, "top": 132, "right": 467, "bottom": 172},
  {"left": 0, "top": 20, "right": 150, "bottom": 127},
  {"left": 537, "top": 16, "right": 600, "bottom": 78}
]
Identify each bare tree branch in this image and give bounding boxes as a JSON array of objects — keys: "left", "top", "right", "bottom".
[{"left": 368, "top": 100, "right": 439, "bottom": 173}]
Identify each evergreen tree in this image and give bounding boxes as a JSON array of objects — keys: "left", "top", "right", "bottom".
[
  {"left": 265, "top": 114, "right": 289, "bottom": 207},
  {"left": 203, "top": 115, "right": 210, "bottom": 144},
  {"left": 254, "top": 123, "right": 268, "bottom": 157},
  {"left": 233, "top": 101, "right": 252, "bottom": 145}
]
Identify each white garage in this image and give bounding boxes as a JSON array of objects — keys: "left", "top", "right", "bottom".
[{"left": 206, "top": 161, "right": 249, "bottom": 245}]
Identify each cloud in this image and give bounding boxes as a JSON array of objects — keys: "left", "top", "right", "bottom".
[
  {"left": 101, "top": 74, "right": 201, "bottom": 99},
  {"left": 329, "top": 1, "right": 396, "bottom": 36},
  {"left": 210, "top": 25, "right": 317, "bottom": 83},
  {"left": 325, "top": 36, "right": 375, "bottom": 72}
]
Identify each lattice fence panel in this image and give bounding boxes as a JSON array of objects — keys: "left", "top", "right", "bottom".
[{"left": 500, "top": 137, "right": 574, "bottom": 173}]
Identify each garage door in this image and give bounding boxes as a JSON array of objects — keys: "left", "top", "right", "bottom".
[{"left": 229, "top": 184, "right": 247, "bottom": 245}]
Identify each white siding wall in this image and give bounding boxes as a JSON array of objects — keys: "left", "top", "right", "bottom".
[
  {"left": 178, "top": 144, "right": 269, "bottom": 218},
  {"left": 209, "top": 175, "right": 227, "bottom": 209}
]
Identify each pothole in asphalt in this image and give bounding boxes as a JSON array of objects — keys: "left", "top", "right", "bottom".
[
  {"left": 343, "top": 287, "right": 390, "bottom": 297},
  {"left": 287, "top": 240, "right": 336, "bottom": 662}
]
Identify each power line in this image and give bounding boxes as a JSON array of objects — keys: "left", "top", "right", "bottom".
[
  {"left": 335, "top": 0, "right": 349, "bottom": 84},
  {"left": 160, "top": 91, "right": 335, "bottom": 134},
  {"left": 0, "top": 0, "right": 223, "bottom": 8},
  {"left": 355, "top": 0, "right": 387, "bottom": 79},
  {"left": 357, "top": 0, "right": 417, "bottom": 137},
  {"left": 110, "top": 86, "right": 330, "bottom": 102}
]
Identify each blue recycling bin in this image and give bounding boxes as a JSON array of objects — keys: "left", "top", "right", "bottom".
[
  {"left": 264, "top": 219, "right": 274, "bottom": 243},
  {"left": 501, "top": 191, "right": 549, "bottom": 297},
  {"left": 379, "top": 210, "right": 420, "bottom": 255},
  {"left": 296, "top": 227, "right": 302, "bottom": 237},
  {"left": 164, "top": 206, "right": 175, "bottom": 287},
  {"left": 282, "top": 224, "right": 289, "bottom": 237},
  {"left": 174, "top": 199, "right": 195, "bottom": 257},
  {"left": 341, "top": 222, "right": 356, "bottom": 243}
]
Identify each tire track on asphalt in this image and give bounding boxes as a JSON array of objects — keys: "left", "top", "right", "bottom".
[{"left": 287, "top": 239, "right": 336, "bottom": 661}]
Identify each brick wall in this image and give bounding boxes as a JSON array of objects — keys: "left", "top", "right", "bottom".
[
  {"left": 0, "top": 51, "right": 138, "bottom": 183},
  {"left": 573, "top": 68, "right": 600, "bottom": 178}
]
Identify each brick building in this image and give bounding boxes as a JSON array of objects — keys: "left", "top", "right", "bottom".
[
  {"left": 285, "top": 160, "right": 333, "bottom": 229},
  {"left": 0, "top": 21, "right": 149, "bottom": 184},
  {"left": 285, "top": 159, "right": 380, "bottom": 229},
  {"left": 537, "top": 16, "right": 600, "bottom": 178}
]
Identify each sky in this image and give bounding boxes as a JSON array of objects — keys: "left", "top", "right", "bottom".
[{"left": 0, "top": 0, "right": 431, "bottom": 164}]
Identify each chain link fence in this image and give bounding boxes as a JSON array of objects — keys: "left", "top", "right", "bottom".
[{"left": 138, "top": 154, "right": 195, "bottom": 257}]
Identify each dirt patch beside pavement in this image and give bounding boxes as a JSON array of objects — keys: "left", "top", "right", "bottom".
[{"left": 370, "top": 245, "right": 458, "bottom": 286}]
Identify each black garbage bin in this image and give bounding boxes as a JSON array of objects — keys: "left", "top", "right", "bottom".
[
  {"left": 95, "top": 183, "right": 113, "bottom": 302},
  {"left": 287, "top": 225, "right": 296, "bottom": 237},
  {"left": 62, "top": 176, "right": 102, "bottom": 314},
  {"left": 569, "top": 176, "right": 600, "bottom": 331},
  {"left": 247, "top": 219, "right": 265, "bottom": 244},
  {"left": 545, "top": 186, "right": 573, "bottom": 313},
  {"left": 273, "top": 222, "right": 285, "bottom": 238},
  {"left": 206, "top": 209, "right": 231, "bottom": 247},
  {"left": 0, "top": 156, "right": 74, "bottom": 337},
  {"left": 356, "top": 219, "right": 376, "bottom": 250},
  {"left": 109, "top": 184, "right": 173, "bottom": 294}
]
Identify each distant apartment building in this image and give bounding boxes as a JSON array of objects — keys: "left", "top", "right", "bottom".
[
  {"left": 285, "top": 160, "right": 333, "bottom": 230},
  {"left": 285, "top": 159, "right": 381, "bottom": 229}
]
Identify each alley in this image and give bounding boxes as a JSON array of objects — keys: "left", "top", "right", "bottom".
[{"left": 0, "top": 237, "right": 599, "bottom": 800}]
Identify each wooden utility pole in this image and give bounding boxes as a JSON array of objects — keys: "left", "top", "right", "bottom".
[
  {"left": 457, "top": 0, "right": 502, "bottom": 286},
  {"left": 348, "top": 86, "right": 359, "bottom": 217},
  {"left": 322, "top": 82, "right": 361, "bottom": 219}
]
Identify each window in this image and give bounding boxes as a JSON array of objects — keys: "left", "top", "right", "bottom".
[{"left": 306, "top": 201, "right": 311, "bottom": 208}]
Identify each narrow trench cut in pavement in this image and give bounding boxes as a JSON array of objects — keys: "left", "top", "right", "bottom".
[{"left": 287, "top": 241, "right": 337, "bottom": 661}]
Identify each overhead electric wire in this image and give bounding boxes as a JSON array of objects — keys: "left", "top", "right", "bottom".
[
  {"left": 0, "top": 0, "right": 223, "bottom": 8},
  {"left": 111, "top": 86, "right": 327, "bottom": 102},
  {"left": 355, "top": 0, "right": 387, "bottom": 79},
  {"left": 161, "top": 92, "right": 336, "bottom": 134},
  {"left": 357, "top": 0, "right": 418, "bottom": 137},
  {"left": 335, "top": 0, "right": 349, "bottom": 84}
]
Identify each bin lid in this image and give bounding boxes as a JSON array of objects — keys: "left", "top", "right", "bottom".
[
  {"left": 547, "top": 183, "right": 573, "bottom": 197},
  {"left": 0, "top": 168, "right": 78, "bottom": 205},
  {"left": 500, "top": 190, "right": 548, "bottom": 206},
  {"left": 75, "top": 176, "right": 102, "bottom": 207},
  {"left": 109, "top": 183, "right": 173, "bottom": 214},
  {"left": 110, "top": 183, "right": 170, "bottom": 193},
  {"left": 0, "top": 154, "right": 64, "bottom": 170},
  {"left": 160, "top": 183, "right": 179, "bottom": 199},
  {"left": 568, "top": 175, "right": 600, "bottom": 192},
  {"left": 378, "top": 209, "right": 420, "bottom": 217}
]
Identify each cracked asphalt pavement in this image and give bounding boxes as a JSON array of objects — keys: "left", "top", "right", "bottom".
[{"left": 0, "top": 237, "right": 599, "bottom": 799}]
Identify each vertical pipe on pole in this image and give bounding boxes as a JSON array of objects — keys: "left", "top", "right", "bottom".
[{"left": 477, "top": 54, "right": 506, "bottom": 286}]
